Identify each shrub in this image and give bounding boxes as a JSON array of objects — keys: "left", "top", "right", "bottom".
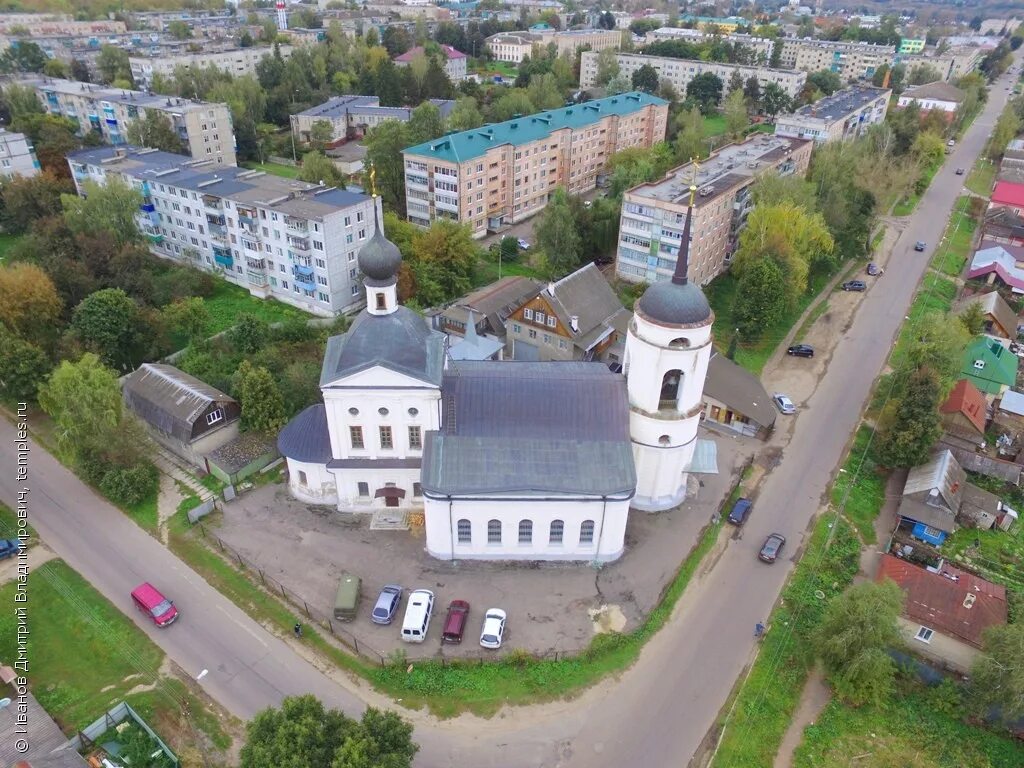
[{"left": 100, "top": 462, "right": 159, "bottom": 507}]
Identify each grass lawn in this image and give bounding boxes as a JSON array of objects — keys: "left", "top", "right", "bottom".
[
  {"left": 944, "top": 473, "right": 1024, "bottom": 593},
  {"left": 888, "top": 273, "right": 958, "bottom": 370},
  {"left": 703, "top": 114, "right": 728, "bottom": 136},
  {"left": 706, "top": 268, "right": 836, "bottom": 375},
  {"left": 965, "top": 157, "right": 997, "bottom": 197},
  {"left": 123, "top": 487, "right": 159, "bottom": 535},
  {"left": 474, "top": 251, "right": 546, "bottom": 286},
  {"left": 893, "top": 156, "right": 942, "bottom": 216},
  {"left": 471, "top": 60, "right": 518, "bottom": 79},
  {"left": 829, "top": 426, "right": 887, "bottom": 543},
  {"left": 794, "top": 684, "right": 1024, "bottom": 768},
  {"left": 203, "top": 281, "right": 310, "bottom": 335},
  {"left": 241, "top": 160, "right": 301, "bottom": 180},
  {"left": 0, "top": 232, "right": 23, "bottom": 261},
  {"left": 930, "top": 196, "right": 978, "bottom": 278}
]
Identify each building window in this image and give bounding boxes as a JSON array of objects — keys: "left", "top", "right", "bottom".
[
  {"left": 376, "top": 292, "right": 386, "bottom": 310},
  {"left": 457, "top": 518, "right": 471, "bottom": 544},
  {"left": 409, "top": 426, "right": 422, "bottom": 450},
  {"left": 205, "top": 408, "right": 224, "bottom": 426},
  {"left": 488, "top": 519, "right": 502, "bottom": 544},
  {"left": 523, "top": 308, "right": 533, "bottom": 320},
  {"left": 660, "top": 370, "right": 682, "bottom": 407},
  {"left": 413, "top": 482, "right": 422, "bottom": 497},
  {"left": 547, "top": 316, "right": 556, "bottom": 328},
  {"left": 915, "top": 626, "right": 934, "bottom": 643},
  {"left": 580, "top": 519, "right": 595, "bottom": 545},
  {"left": 379, "top": 426, "right": 393, "bottom": 450},
  {"left": 549, "top": 519, "right": 564, "bottom": 545},
  {"left": 357, "top": 481, "right": 369, "bottom": 497},
  {"left": 518, "top": 519, "right": 532, "bottom": 544},
  {"left": 350, "top": 426, "right": 364, "bottom": 449},
  {"left": 297, "top": 470, "right": 307, "bottom": 485}
]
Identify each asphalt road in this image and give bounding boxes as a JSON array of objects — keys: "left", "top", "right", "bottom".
[{"left": 0, "top": 62, "right": 1018, "bottom": 768}]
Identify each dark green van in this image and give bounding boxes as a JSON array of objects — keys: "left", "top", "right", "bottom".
[{"left": 333, "top": 573, "right": 361, "bottom": 621}]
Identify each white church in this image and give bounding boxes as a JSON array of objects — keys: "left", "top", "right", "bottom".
[{"left": 277, "top": 188, "right": 716, "bottom": 562}]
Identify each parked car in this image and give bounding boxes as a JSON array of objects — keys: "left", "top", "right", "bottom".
[
  {"left": 517, "top": 238, "right": 531, "bottom": 250},
  {"left": 0, "top": 539, "right": 20, "bottom": 560},
  {"left": 727, "top": 498, "right": 753, "bottom": 526},
  {"left": 370, "top": 585, "right": 403, "bottom": 625},
  {"left": 401, "top": 589, "right": 434, "bottom": 643},
  {"left": 914, "top": 241, "right": 926, "bottom": 252},
  {"left": 866, "top": 262, "right": 879, "bottom": 276},
  {"left": 956, "top": 168, "right": 965, "bottom": 175},
  {"left": 131, "top": 582, "right": 178, "bottom": 627},
  {"left": 758, "top": 533, "right": 787, "bottom": 564},
  {"left": 947, "top": 139, "right": 955, "bottom": 147},
  {"left": 773, "top": 393, "right": 796, "bottom": 415},
  {"left": 841, "top": 280, "right": 867, "bottom": 292},
  {"left": 333, "top": 573, "right": 361, "bottom": 621},
  {"left": 479, "top": 608, "right": 507, "bottom": 649},
  {"left": 442, "top": 600, "right": 471, "bottom": 644},
  {"left": 787, "top": 344, "right": 814, "bottom": 358}
]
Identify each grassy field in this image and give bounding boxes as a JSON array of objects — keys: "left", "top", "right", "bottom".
[
  {"left": 705, "top": 268, "right": 837, "bottom": 375},
  {"left": 930, "top": 196, "right": 979, "bottom": 278},
  {"left": 794, "top": 683, "right": 1024, "bottom": 768},
  {"left": 123, "top": 488, "right": 159, "bottom": 534},
  {"left": 474, "top": 251, "right": 546, "bottom": 286},
  {"left": 241, "top": 160, "right": 301, "bottom": 179},
  {"left": 829, "top": 426, "right": 887, "bottom": 543},
  {"left": 965, "top": 157, "right": 998, "bottom": 197},
  {"left": 203, "top": 281, "right": 310, "bottom": 335},
  {"left": 704, "top": 114, "right": 728, "bottom": 136}
]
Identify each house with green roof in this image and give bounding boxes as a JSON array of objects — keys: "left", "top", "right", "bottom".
[
  {"left": 402, "top": 91, "right": 668, "bottom": 238},
  {"left": 961, "top": 337, "right": 1019, "bottom": 396}
]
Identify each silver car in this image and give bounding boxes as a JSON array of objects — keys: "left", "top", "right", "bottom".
[
  {"left": 371, "top": 585, "right": 403, "bottom": 625},
  {"left": 773, "top": 393, "right": 796, "bottom": 415}
]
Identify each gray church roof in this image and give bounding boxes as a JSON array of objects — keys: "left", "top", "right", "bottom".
[
  {"left": 422, "top": 361, "right": 636, "bottom": 497},
  {"left": 320, "top": 306, "right": 446, "bottom": 387},
  {"left": 277, "top": 404, "right": 333, "bottom": 463},
  {"left": 122, "top": 363, "right": 236, "bottom": 442}
]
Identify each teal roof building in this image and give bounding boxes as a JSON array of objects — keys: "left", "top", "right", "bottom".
[{"left": 961, "top": 337, "right": 1019, "bottom": 395}]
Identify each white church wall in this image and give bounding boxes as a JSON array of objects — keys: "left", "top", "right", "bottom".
[
  {"left": 423, "top": 495, "right": 630, "bottom": 562},
  {"left": 624, "top": 314, "right": 713, "bottom": 414},
  {"left": 286, "top": 458, "right": 339, "bottom": 505},
  {"left": 332, "top": 466, "right": 423, "bottom": 512}
]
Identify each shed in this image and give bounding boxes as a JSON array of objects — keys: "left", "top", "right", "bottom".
[
  {"left": 993, "top": 389, "right": 1024, "bottom": 440},
  {"left": 701, "top": 352, "right": 776, "bottom": 439},
  {"left": 958, "top": 483, "right": 1000, "bottom": 530}
]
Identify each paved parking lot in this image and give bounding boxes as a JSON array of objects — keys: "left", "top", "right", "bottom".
[{"left": 212, "top": 427, "right": 753, "bottom": 660}]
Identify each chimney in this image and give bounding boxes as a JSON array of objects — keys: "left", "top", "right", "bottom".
[
  {"left": 570, "top": 315, "right": 579, "bottom": 332},
  {"left": 546, "top": 282, "right": 555, "bottom": 295}
]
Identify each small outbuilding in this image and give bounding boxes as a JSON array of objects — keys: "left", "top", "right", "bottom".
[{"left": 701, "top": 352, "right": 776, "bottom": 439}]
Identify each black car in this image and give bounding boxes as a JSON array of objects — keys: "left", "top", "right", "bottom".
[
  {"left": 955, "top": 168, "right": 965, "bottom": 175},
  {"left": 841, "top": 280, "right": 867, "bottom": 292},
  {"left": 914, "top": 241, "right": 926, "bottom": 252},
  {"left": 759, "top": 533, "right": 786, "bottom": 564},
  {"left": 727, "top": 498, "right": 753, "bottom": 526},
  {"left": 866, "top": 262, "right": 879, "bottom": 276},
  {"left": 787, "top": 344, "right": 814, "bottom": 358}
]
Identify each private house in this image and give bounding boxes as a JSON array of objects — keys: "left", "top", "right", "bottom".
[
  {"left": 505, "top": 263, "right": 631, "bottom": 364},
  {"left": 877, "top": 554, "right": 1007, "bottom": 672},
  {"left": 394, "top": 44, "right": 467, "bottom": 81},
  {"left": 446, "top": 311, "right": 504, "bottom": 361},
  {"left": 991, "top": 180, "right": 1024, "bottom": 217},
  {"left": 960, "top": 337, "right": 1019, "bottom": 397},
  {"left": 896, "top": 80, "right": 965, "bottom": 117},
  {"left": 939, "top": 379, "right": 988, "bottom": 448},
  {"left": 982, "top": 209, "right": 1024, "bottom": 248},
  {"left": 122, "top": 363, "right": 241, "bottom": 471},
  {"left": 952, "top": 290, "right": 1019, "bottom": 340},
  {"left": 967, "top": 241, "right": 1024, "bottom": 293},
  {"left": 993, "top": 389, "right": 1024, "bottom": 440},
  {"left": 0, "top": 666, "right": 88, "bottom": 767},
  {"left": 959, "top": 483, "right": 1001, "bottom": 530},
  {"left": 701, "top": 352, "right": 777, "bottom": 439},
  {"left": 433, "top": 275, "right": 542, "bottom": 348},
  {"left": 896, "top": 449, "right": 966, "bottom": 546}
]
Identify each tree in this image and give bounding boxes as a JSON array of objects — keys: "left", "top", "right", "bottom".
[
  {"left": 125, "top": 111, "right": 183, "bottom": 154},
  {"left": 762, "top": 82, "right": 791, "bottom": 121},
  {"left": 752, "top": 171, "right": 817, "bottom": 211},
  {"left": 743, "top": 76, "right": 761, "bottom": 111},
  {"left": 363, "top": 120, "right": 411, "bottom": 213},
  {"left": 95, "top": 45, "right": 132, "bottom": 84},
  {"left": 71, "top": 288, "right": 149, "bottom": 371},
  {"left": 162, "top": 297, "right": 209, "bottom": 345},
  {"left": 407, "top": 102, "right": 445, "bottom": 145},
  {"left": 871, "top": 63, "right": 891, "bottom": 88},
  {"left": 228, "top": 313, "right": 270, "bottom": 354},
  {"left": 0, "top": 171, "right": 71, "bottom": 233},
  {"left": 0, "top": 326, "right": 51, "bottom": 403},
  {"left": 0, "top": 262, "right": 62, "bottom": 347},
  {"left": 904, "top": 312, "right": 971, "bottom": 389},
  {"left": 0, "top": 41, "right": 47, "bottom": 74},
  {"left": 38, "top": 353, "right": 122, "bottom": 457},
  {"left": 807, "top": 69, "right": 843, "bottom": 96},
  {"left": 734, "top": 257, "right": 786, "bottom": 339},
  {"left": 298, "top": 151, "right": 346, "bottom": 188},
  {"left": 237, "top": 363, "right": 286, "bottom": 434},
  {"left": 241, "top": 696, "right": 417, "bottom": 768},
  {"left": 686, "top": 72, "right": 723, "bottom": 114},
  {"left": 595, "top": 47, "right": 620, "bottom": 86},
  {"left": 62, "top": 178, "right": 142, "bottom": 247},
  {"left": 876, "top": 365, "right": 944, "bottom": 468},
  {"left": 382, "top": 26, "right": 412, "bottom": 57},
  {"left": 167, "top": 20, "right": 192, "bottom": 40},
  {"left": 673, "top": 106, "right": 707, "bottom": 163},
  {"left": 911, "top": 131, "right": 946, "bottom": 167},
  {"left": 489, "top": 90, "right": 536, "bottom": 122},
  {"left": 408, "top": 219, "right": 478, "bottom": 306},
  {"left": 958, "top": 301, "right": 986, "bottom": 336},
  {"left": 42, "top": 59, "right": 68, "bottom": 78},
  {"left": 605, "top": 73, "right": 632, "bottom": 96},
  {"left": 814, "top": 580, "right": 904, "bottom": 706},
  {"left": 447, "top": 97, "right": 483, "bottom": 132},
  {"left": 308, "top": 120, "right": 334, "bottom": 152},
  {"left": 12, "top": 114, "right": 80, "bottom": 178},
  {"left": 535, "top": 188, "right": 582, "bottom": 278},
  {"left": 908, "top": 63, "right": 943, "bottom": 86},
  {"left": 726, "top": 69, "right": 744, "bottom": 96},
  {"left": 986, "top": 107, "right": 1022, "bottom": 162},
  {"left": 631, "top": 64, "right": 659, "bottom": 93},
  {"left": 971, "top": 623, "right": 1024, "bottom": 719},
  {"left": 724, "top": 89, "right": 748, "bottom": 140}
]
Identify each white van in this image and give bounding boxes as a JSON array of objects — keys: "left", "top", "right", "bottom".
[{"left": 401, "top": 589, "right": 435, "bottom": 643}]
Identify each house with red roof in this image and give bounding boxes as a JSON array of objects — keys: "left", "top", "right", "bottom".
[
  {"left": 991, "top": 180, "right": 1024, "bottom": 217},
  {"left": 394, "top": 44, "right": 467, "bottom": 82},
  {"left": 939, "top": 378, "right": 988, "bottom": 447},
  {"left": 877, "top": 554, "right": 1007, "bottom": 672}
]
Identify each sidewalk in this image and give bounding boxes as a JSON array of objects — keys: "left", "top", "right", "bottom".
[{"left": 152, "top": 447, "right": 215, "bottom": 503}]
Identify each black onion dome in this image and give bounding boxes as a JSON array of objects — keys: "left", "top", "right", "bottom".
[
  {"left": 637, "top": 281, "right": 713, "bottom": 327},
  {"left": 357, "top": 225, "right": 402, "bottom": 282}
]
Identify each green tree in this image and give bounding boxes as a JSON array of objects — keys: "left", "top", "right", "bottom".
[
  {"left": 673, "top": 106, "right": 707, "bottom": 163},
  {"left": 535, "top": 188, "right": 582, "bottom": 278},
  {"left": 0, "top": 262, "right": 62, "bottom": 347},
  {"left": 238, "top": 363, "right": 286, "bottom": 434},
  {"left": 904, "top": 312, "right": 970, "bottom": 389},
  {"left": 734, "top": 256, "right": 786, "bottom": 339},
  {"left": 751, "top": 171, "right": 817, "bottom": 210},
  {"left": 0, "top": 41, "right": 47, "bottom": 73},
  {"left": 125, "top": 111, "right": 184, "bottom": 154},
  {"left": 228, "top": 313, "right": 270, "bottom": 354},
  {"left": 500, "top": 235, "right": 519, "bottom": 262},
  {"left": 594, "top": 46, "right": 620, "bottom": 86},
  {"left": 0, "top": 171, "right": 72, "bottom": 234},
  {"left": 71, "top": 288, "right": 149, "bottom": 371},
  {"left": 908, "top": 63, "right": 942, "bottom": 86},
  {"left": 408, "top": 219, "right": 478, "bottom": 306},
  {"left": 958, "top": 301, "right": 986, "bottom": 336},
  {"left": 162, "top": 297, "right": 210, "bottom": 345},
  {"left": 871, "top": 63, "right": 891, "bottom": 88},
  {"left": 814, "top": 580, "right": 904, "bottom": 707},
  {"left": 407, "top": 101, "right": 445, "bottom": 145},
  {"left": 686, "top": 72, "right": 723, "bottom": 114},
  {"left": 62, "top": 178, "right": 142, "bottom": 247},
  {"left": 876, "top": 366, "right": 944, "bottom": 468},
  {"left": 911, "top": 130, "right": 946, "bottom": 166},
  {"left": 724, "top": 89, "right": 748, "bottom": 139},
  {"left": 726, "top": 69, "right": 744, "bottom": 95},
  {"left": 986, "top": 106, "right": 1022, "bottom": 162},
  {"left": 38, "top": 353, "right": 122, "bottom": 457},
  {"left": 96, "top": 45, "right": 132, "bottom": 84},
  {"left": 42, "top": 59, "right": 68, "bottom": 78},
  {"left": 298, "top": 151, "right": 346, "bottom": 188},
  {"left": 0, "top": 326, "right": 51, "bottom": 403},
  {"left": 489, "top": 90, "right": 535, "bottom": 122},
  {"left": 605, "top": 72, "right": 632, "bottom": 96},
  {"left": 971, "top": 623, "right": 1024, "bottom": 719},
  {"left": 631, "top": 64, "right": 660, "bottom": 93},
  {"left": 167, "top": 20, "right": 192, "bottom": 39},
  {"left": 363, "top": 120, "right": 411, "bottom": 213},
  {"left": 447, "top": 97, "right": 483, "bottom": 132},
  {"left": 762, "top": 82, "right": 791, "bottom": 121},
  {"left": 1, "top": 84, "right": 43, "bottom": 122},
  {"left": 743, "top": 76, "right": 761, "bottom": 110},
  {"left": 307, "top": 120, "right": 334, "bottom": 152},
  {"left": 807, "top": 69, "right": 843, "bottom": 96}
]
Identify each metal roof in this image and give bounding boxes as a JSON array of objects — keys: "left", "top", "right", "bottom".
[
  {"left": 277, "top": 404, "right": 333, "bottom": 463},
  {"left": 901, "top": 449, "right": 966, "bottom": 513},
  {"left": 122, "top": 363, "right": 236, "bottom": 442},
  {"left": 543, "top": 262, "right": 631, "bottom": 347},
  {"left": 703, "top": 353, "right": 776, "bottom": 428}
]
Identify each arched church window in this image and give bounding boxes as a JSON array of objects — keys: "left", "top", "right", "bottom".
[
  {"left": 549, "top": 519, "right": 564, "bottom": 545},
  {"left": 659, "top": 435, "right": 671, "bottom": 446},
  {"left": 580, "top": 520, "right": 595, "bottom": 545},
  {"left": 518, "top": 519, "right": 533, "bottom": 544},
  {"left": 487, "top": 519, "right": 502, "bottom": 544},
  {"left": 668, "top": 337, "right": 690, "bottom": 349},
  {"left": 660, "top": 370, "right": 683, "bottom": 408},
  {"left": 457, "top": 519, "right": 471, "bottom": 544}
]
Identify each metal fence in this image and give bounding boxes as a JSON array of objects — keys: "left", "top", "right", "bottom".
[{"left": 67, "top": 701, "right": 178, "bottom": 765}]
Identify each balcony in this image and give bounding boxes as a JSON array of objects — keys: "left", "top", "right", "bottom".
[
  {"left": 208, "top": 223, "right": 227, "bottom": 239},
  {"left": 293, "top": 263, "right": 314, "bottom": 278},
  {"left": 237, "top": 209, "right": 257, "bottom": 226},
  {"left": 287, "top": 236, "right": 310, "bottom": 253},
  {"left": 246, "top": 257, "right": 266, "bottom": 270},
  {"left": 293, "top": 274, "right": 316, "bottom": 292},
  {"left": 285, "top": 216, "right": 308, "bottom": 233},
  {"left": 291, "top": 252, "right": 311, "bottom": 267},
  {"left": 202, "top": 194, "right": 222, "bottom": 210},
  {"left": 145, "top": 232, "right": 163, "bottom": 245},
  {"left": 247, "top": 270, "right": 269, "bottom": 286},
  {"left": 213, "top": 247, "right": 232, "bottom": 267},
  {"left": 206, "top": 213, "right": 225, "bottom": 226},
  {"left": 140, "top": 202, "right": 155, "bottom": 213}
]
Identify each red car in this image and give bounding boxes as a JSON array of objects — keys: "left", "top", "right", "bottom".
[
  {"left": 131, "top": 582, "right": 178, "bottom": 627},
  {"left": 441, "top": 600, "right": 470, "bottom": 644}
]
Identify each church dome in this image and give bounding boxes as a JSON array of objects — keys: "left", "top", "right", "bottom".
[
  {"left": 357, "top": 213, "right": 402, "bottom": 282},
  {"left": 637, "top": 281, "right": 712, "bottom": 327}
]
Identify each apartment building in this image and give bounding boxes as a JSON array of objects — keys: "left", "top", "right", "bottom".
[
  {"left": 67, "top": 146, "right": 378, "bottom": 316},
  {"left": 616, "top": 134, "right": 813, "bottom": 286},
  {"left": 778, "top": 38, "right": 895, "bottom": 81},
  {"left": 580, "top": 51, "right": 807, "bottom": 100},
  {"left": 645, "top": 27, "right": 776, "bottom": 63},
  {"left": 22, "top": 77, "right": 237, "bottom": 166},
  {"left": 0, "top": 17, "right": 126, "bottom": 35},
  {"left": 897, "top": 46, "right": 984, "bottom": 82},
  {"left": 129, "top": 45, "right": 293, "bottom": 88},
  {"left": 486, "top": 27, "right": 621, "bottom": 64},
  {"left": 394, "top": 44, "right": 467, "bottom": 81},
  {"left": 292, "top": 96, "right": 455, "bottom": 144},
  {"left": 774, "top": 85, "right": 891, "bottom": 143},
  {"left": 402, "top": 91, "right": 668, "bottom": 238},
  {"left": 0, "top": 129, "right": 39, "bottom": 178}
]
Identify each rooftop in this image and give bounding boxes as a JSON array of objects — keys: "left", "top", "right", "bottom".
[
  {"left": 68, "top": 146, "right": 371, "bottom": 221},
  {"left": 999, "top": 389, "right": 1024, "bottom": 417},
  {"left": 940, "top": 378, "right": 988, "bottom": 435},
  {"left": 20, "top": 75, "right": 227, "bottom": 114},
  {"left": 402, "top": 91, "right": 667, "bottom": 164},
  {"left": 787, "top": 85, "right": 891, "bottom": 124},
  {"left": 899, "top": 80, "right": 966, "bottom": 103},
  {"left": 993, "top": 180, "right": 1024, "bottom": 208},
  {"left": 296, "top": 95, "right": 455, "bottom": 121},
  {"left": 627, "top": 134, "right": 811, "bottom": 207},
  {"left": 395, "top": 44, "right": 466, "bottom": 61}
]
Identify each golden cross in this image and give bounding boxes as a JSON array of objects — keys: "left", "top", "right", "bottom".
[
  {"left": 369, "top": 162, "right": 377, "bottom": 197},
  {"left": 688, "top": 157, "right": 700, "bottom": 205}
]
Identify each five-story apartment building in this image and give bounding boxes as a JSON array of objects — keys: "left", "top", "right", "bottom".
[
  {"left": 68, "top": 146, "right": 378, "bottom": 316},
  {"left": 401, "top": 92, "right": 668, "bottom": 237}
]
